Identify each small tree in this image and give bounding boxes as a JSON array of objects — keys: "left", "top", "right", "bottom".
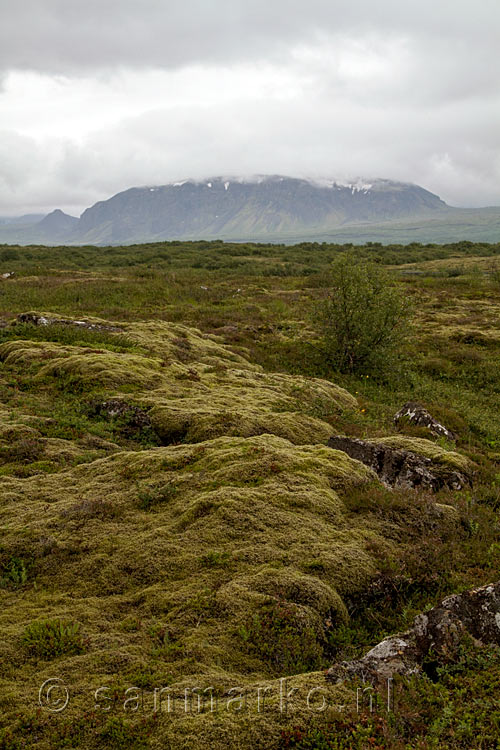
[{"left": 318, "top": 253, "right": 412, "bottom": 375}]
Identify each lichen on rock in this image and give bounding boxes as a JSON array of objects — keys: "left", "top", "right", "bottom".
[
  {"left": 327, "top": 581, "right": 500, "bottom": 687},
  {"left": 328, "top": 435, "right": 471, "bottom": 490},
  {"left": 394, "top": 401, "right": 457, "bottom": 441}
]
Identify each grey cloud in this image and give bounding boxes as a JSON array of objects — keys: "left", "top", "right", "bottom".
[
  {"left": 0, "top": 0, "right": 498, "bottom": 75},
  {"left": 0, "top": 0, "right": 499, "bottom": 213},
  {"left": 2, "top": 84, "right": 499, "bottom": 215}
]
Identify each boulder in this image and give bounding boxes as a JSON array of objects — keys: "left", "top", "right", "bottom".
[
  {"left": 326, "top": 581, "right": 500, "bottom": 687},
  {"left": 327, "top": 634, "right": 419, "bottom": 686},
  {"left": 328, "top": 435, "right": 466, "bottom": 490},
  {"left": 414, "top": 583, "right": 500, "bottom": 655},
  {"left": 394, "top": 401, "right": 456, "bottom": 441}
]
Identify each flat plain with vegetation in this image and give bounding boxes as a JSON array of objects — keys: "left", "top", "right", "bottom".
[{"left": 0, "top": 238, "right": 499, "bottom": 749}]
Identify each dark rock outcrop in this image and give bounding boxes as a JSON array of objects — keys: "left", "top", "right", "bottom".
[
  {"left": 328, "top": 435, "right": 467, "bottom": 490},
  {"left": 327, "top": 581, "right": 500, "bottom": 686},
  {"left": 394, "top": 401, "right": 457, "bottom": 441},
  {"left": 414, "top": 583, "right": 500, "bottom": 653}
]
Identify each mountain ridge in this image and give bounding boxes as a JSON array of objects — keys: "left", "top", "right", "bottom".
[{"left": 1, "top": 175, "right": 499, "bottom": 245}]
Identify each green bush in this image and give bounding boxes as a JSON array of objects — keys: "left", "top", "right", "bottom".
[
  {"left": 22, "top": 619, "right": 84, "bottom": 660},
  {"left": 317, "top": 253, "right": 412, "bottom": 375},
  {"left": 200, "top": 550, "right": 231, "bottom": 567},
  {"left": 0, "top": 557, "right": 28, "bottom": 589}
]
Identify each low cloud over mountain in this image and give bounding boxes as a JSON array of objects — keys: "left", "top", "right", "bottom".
[{"left": 2, "top": 175, "right": 499, "bottom": 245}]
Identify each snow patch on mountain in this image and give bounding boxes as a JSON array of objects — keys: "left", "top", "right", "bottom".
[{"left": 155, "top": 175, "right": 416, "bottom": 194}]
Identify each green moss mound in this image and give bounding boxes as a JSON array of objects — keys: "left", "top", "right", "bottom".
[
  {"left": 0, "top": 313, "right": 357, "bottom": 447},
  {"left": 373, "top": 435, "right": 472, "bottom": 474},
  {"left": 0, "top": 434, "right": 386, "bottom": 745},
  {"left": 0, "top": 310, "right": 485, "bottom": 749},
  {"left": 146, "top": 368, "right": 355, "bottom": 445}
]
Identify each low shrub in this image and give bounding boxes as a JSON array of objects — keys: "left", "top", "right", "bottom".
[
  {"left": 22, "top": 619, "right": 85, "bottom": 660},
  {"left": 0, "top": 557, "right": 28, "bottom": 589},
  {"left": 239, "top": 599, "right": 324, "bottom": 674},
  {"left": 200, "top": 550, "right": 231, "bottom": 567}
]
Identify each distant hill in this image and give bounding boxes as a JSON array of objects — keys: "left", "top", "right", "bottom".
[
  {"left": 1, "top": 175, "right": 499, "bottom": 245},
  {"left": 0, "top": 214, "right": 45, "bottom": 226},
  {"left": 37, "top": 209, "right": 79, "bottom": 238}
]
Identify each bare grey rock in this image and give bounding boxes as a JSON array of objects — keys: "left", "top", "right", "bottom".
[
  {"left": 327, "top": 634, "right": 419, "bottom": 687},
  {"left": 326, "top": 581, "right": 500, "bottom": 686},
  {"left": 417, "top": 583, "right": 500, "bottom": 653},
  {"left": 394, "top": 401, "right": 456, "bottom": 441},
  {"left": 328, "top": 435, "right": 467, "bottom": 491}
]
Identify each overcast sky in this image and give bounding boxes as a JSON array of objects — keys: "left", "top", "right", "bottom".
[{"left": 1, "top": 0, "right": 499, "bottom": 216}]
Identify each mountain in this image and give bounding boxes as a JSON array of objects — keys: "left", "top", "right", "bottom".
[
  {"left": 76, "top": 176, "right": 447, "bottom": 243},
  {"left": 37, "top": 209, "right": 79, "bottom": 238},
  {"left": 0, "top": 209, "right": 78, "bottom": 244},
  {"left": 0, "top": 214, "right": 45, "bottom": 226},
  {"left": 1, "top": 176, "right": 500, "bottom": 245}
]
